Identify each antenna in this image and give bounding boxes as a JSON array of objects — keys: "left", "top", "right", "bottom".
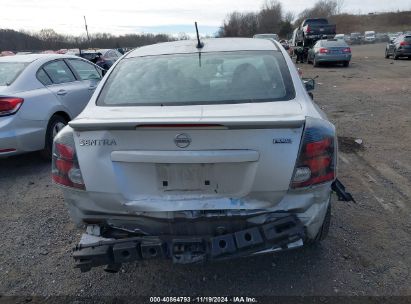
[
  {"left": 195, "top": 22, "right": 204, "bottom": 49},
  {"left": 84, "top": 16, "right": 91, "bottom": 48}
]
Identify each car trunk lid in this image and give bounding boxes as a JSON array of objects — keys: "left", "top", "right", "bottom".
[{"left": 70, "top": 101, "right": 305, "bottom": 211}]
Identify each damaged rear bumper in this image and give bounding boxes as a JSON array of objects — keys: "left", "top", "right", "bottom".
[{"left": 73, "top": 215, "right": 305, "bottom": 272}]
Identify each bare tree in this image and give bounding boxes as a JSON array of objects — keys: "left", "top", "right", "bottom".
[
  {"left": 335, "top": 0, "right": 345, "bottom": 14},
  {"left": 258, "top": 0, "right": 283, "bottom": 34}
]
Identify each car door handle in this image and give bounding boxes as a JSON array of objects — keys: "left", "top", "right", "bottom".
[{"left": 57, "top": 89, "right": 67, "bottom": 96}]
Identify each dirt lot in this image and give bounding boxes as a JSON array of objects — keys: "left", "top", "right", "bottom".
[{"left": 0, "top": 43, "right": 410, "bottom": 298}]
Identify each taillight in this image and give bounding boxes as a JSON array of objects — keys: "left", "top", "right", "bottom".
[
  {"left": 343, "top": 47, "right": 351, "bottom": 53},
  {"left": 52, "top": 128, "right": 85, "bottom": 190},
  {"left": 291, "top": 117, "right": 336, "bottom": 189},
  {"left": 319, "top": 48, "right": 329, "bottom": 54},
  {"left": 306, "top": 25, "right": 311, "bottom": 34},
  {"left": 400, "top": 41, "right": 409, "bottom": 46},
  {"left": 0, "top": 97, "right": 24, "bottom": 116}
]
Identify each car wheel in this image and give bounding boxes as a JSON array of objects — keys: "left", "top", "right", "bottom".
[
  {"left": 305, "top": 203, "right": 331, "bottom": 246},
  {"left": 41, "top": 114, "right": 68, "bottom": 159},
  {"left": 343, "top": 61, "right": 349, "bottom": 67},
  {"left": 313, "top": 57, "right": 319, "bottom": 67},
  {"left": 385, "top": 50, "right": 390, "bottom": 59},
  {"left": 394, "top": 50, "right": 399, "bottom": 60}
]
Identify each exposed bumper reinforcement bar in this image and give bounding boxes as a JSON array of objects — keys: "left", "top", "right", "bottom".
[{"left": 73, "top": 215, "right": 305, "bottom": 272}]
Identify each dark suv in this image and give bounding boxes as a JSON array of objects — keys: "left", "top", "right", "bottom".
[{"left": 385, "top": 35, "right": 411, "bottom": 59}]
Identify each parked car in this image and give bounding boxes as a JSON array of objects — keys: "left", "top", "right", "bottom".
[
  {"left": 52, "top": 38, "right": 348, "bottom": 272},
  {"left": 350, "top": 32, "right": 363, "bottom": 45},
  {"left": 307, "top": 39, "right": 352, "bottom": 67},
  {"left": 0, "top": 54, "right": 104, "bottom": 157},
  {"left": 385, "top": 34, "right": 411, "bottom": 59},
  {"left": 0, "top": 51, "right": 15, "bottom": 57},
  {"left": 334, "top": 34, "right": 345, "bottom": 40},
  {"left": 375, "top": 33, "right": 389, "bottom": 43},
  {"left": 279, "top": 39, "right": 290, "bottom": 50},
  {"left": 253, "top": 33, "right": 279, "bottom": 41},
  {"left": 78, "top": 49, "right": 122, "bottom": 70},
  {"left": 364, "top": 31, "right": 376, "bottom": 43}
]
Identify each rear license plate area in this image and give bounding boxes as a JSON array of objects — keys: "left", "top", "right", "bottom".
[{"left": 157, "top": 163, "right": 214, "bottom": 191}]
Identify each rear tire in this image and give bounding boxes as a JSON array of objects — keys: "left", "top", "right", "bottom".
[
  {"left": 343, "top": 61, "right": 349, "bottom": 67},
  {"left": 41, "top": 114, "right": 68, "bottom": 159},
  {"left": 385, "top": 51, "right": 390, "bottom": 59},
  {"left": 394, "top": 50, "right": 399, "bottom": 60},
  {"left": 313, "top": 57, "right": 319, "bottom": 67},
  {"left": 305, "top": 203, "right": 331, "bottom": 246}
]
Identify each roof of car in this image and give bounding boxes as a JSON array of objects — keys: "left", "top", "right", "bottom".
[
  {"left": 0, "top": 53, "right": 77, "bottom": 63},
  {"left": 126, "top": 38, "right": 278, "bottom": 58}
]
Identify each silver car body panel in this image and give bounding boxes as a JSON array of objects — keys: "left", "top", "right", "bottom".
[
  {"left": 0, "top": 54, "right": 101, "bottom": 156},
  {"left": 57, "top": 38, "right": 334, "bottom": 240}
]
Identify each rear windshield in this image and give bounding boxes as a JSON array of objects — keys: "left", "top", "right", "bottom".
[
  {"left": 97, "top": 51, "right": 295, "bottom": 106},
  {"left": 304, "top": 19, "right": 328, "bottom": 25},
  {"left": 404, "top": 36, "right": 411, "bottom": 42},
  {"left": 321, "top": 40, "right": 348, "bottom": 47},
  {"left": 0, "top": 62, "right": 28, "bottom": 86}
]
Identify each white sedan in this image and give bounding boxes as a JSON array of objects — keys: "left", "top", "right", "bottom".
[
  {"left": 0, "top": 54, "right": 104, "bottom": 157},
  {"left": 53, "top": 38, "right": 350, "bottom": 272}
]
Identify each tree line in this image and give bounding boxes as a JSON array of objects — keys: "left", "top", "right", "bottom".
[
  {"left": 217, "top": 0, "right": 294, "bottom": 38},
  {"left": 0, "top": 28, "right": 176, "bottom": 52},
  {"left": 1, "top": 0, "right": 411, "bottom": 52},
  {"left": 218, "top": 0, "right": 411, "bottom": 39}
]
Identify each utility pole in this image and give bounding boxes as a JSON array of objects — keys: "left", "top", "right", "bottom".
[{"left": 84, "top": 16, "right": 91, "bottom": 48}]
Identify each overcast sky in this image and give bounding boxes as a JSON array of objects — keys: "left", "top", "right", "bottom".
[{"left": 1, "top": 0, "right": 410, "bottom": 36}]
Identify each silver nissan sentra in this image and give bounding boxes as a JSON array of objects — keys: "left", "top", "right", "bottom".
[{"left": 52, "top": 38, "right": 350, "bottom": 272}]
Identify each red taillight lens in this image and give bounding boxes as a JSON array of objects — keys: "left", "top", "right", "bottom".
[
  {"left": 319, "top": 48, "right": 329, "bottom": 54},
  {"left": 343, "top": 47, "right": 351, "bottom": 53},
  {"left": 400, "top": 41, "right": 409, "bottom": 46},
  {"left": 0, "top": 97, "right": 24, "bottom": 116},
  {"left": 291, "top": 117, "right": 336, "bottom": 189},
  {"left": 55, "top": 142, "right": 74, "bottom": 159},
  {"left": 306, "top": 26, "right": 311, "bottom": 33},
  {"left": 52, "top": 130, "right": 85, "bottom": 190}
]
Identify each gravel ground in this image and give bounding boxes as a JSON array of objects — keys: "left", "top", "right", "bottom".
[{"left": 0, "top": 43, "right": 410, "bottom": 298}]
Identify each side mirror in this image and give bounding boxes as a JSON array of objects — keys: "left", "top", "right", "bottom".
[{"left": 303, "top": 78, "right": 315, "bottom": 91}]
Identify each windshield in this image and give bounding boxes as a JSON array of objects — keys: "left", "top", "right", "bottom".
[
  {"left": 305, "top": 19, "right": 328, "bottom": 25},
  {"left": 322, "top": 40, "right": 348, "bottom": 47},
  {"left": 0, "top": 62, "right": 28, "bottom": 86},
  {"left": 97, "top": 51, "right": 295, "bottom": 106}
]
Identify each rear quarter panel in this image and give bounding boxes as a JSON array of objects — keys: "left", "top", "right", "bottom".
[{"left": 17, "top": 87, "right": 72, "bottom": 121}]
